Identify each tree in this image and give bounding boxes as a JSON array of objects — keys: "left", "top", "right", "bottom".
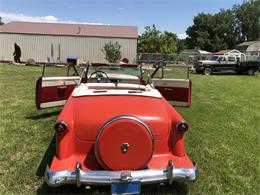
[
  {"left": 138, "top": 25, "right": 161, "bottom": 53},
  {"left": 186, "top": 13, "right": 216, "bottom": 51},
  {"left": 186, "top": 0, "right": 260, "bottom": 51},
  {"left": 186, "top": 10, "right": 239, "bottom": 51},
  {"left": 138, "top": 25, "right": 178, "bottom": 54},
  {"left": 101, "top": 41, "right": 122, "bottom": 63},
  {"left": 159, "top": 31, "right": 178, "bottom": 53},
  {"left": 0, "top": 17, "right": 4, "bottom": 25},
  {"left": 177, "top": 39, "right": 187, "bottom": 53},
  {"left": 214, "top": 9, "right": 238, "bottom": 49},
  {"left": 234, "top": 0, "right": 260, "bottom": 41}
]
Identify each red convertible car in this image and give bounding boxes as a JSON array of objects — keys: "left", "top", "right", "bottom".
[{"left": 36, "top": 63, "right": 197, "bottom": 194}]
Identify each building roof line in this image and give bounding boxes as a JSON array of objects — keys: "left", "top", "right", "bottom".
[
  {"left": 0, "top": 32, "right": 138, "bottom": 40},
  {"left": 0, "top": 21, "right": 138, "bottom": 39}
]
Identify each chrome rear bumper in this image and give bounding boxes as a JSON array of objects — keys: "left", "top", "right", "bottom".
[{"left": 45, "top": 161, "right": 197, "bottom": 187}]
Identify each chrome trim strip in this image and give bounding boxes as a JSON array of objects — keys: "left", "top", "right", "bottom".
[
  {"left": 45, "top": 162, "right": 197, "bottom": 187},
  {"left": 40, "top": 100, "right": 67, "bottom": 108},
  {"left": 42, "top": 76, "right": 80, "bottom": 87},
  {"left": 95, "top": 115, "right": 154, "bottom": 170},
  {"left": 153, "top": 78, "right": 190, "bottom": 88}
]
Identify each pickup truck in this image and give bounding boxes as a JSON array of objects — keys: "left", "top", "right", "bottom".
[{"left": 194, "top": 55, "right": 259, "bottom": 75}]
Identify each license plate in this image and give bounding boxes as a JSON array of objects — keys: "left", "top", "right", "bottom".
[{"left": 111, "top": 181, "right": 141, "bottom": 195}]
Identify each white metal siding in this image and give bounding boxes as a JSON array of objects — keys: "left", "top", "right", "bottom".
[{"left": 0, "top": 33, "right": 137, "bottom": 63}]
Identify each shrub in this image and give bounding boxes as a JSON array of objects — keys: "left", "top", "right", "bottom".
[{"left": 101, "top": 41, "right": 122, "bottom": 63}]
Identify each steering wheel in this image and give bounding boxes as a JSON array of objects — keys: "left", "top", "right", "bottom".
[{"left": 90, "top": 71, "right": 109, "bottom": 83}]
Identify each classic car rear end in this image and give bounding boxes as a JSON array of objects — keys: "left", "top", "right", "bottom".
[{"left": 36, "top": 63, "right": 197, "bottom": 194}]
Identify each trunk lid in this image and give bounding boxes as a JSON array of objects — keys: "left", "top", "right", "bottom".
[{"left": 72, "top": 95, "right": 170, "bottom": 141}]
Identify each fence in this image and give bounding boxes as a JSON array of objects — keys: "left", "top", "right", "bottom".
[
  {"left": 137, "top": 52, "right": 260, "bottom": 65},
  {"left": 137, "top": 53, "right": 188, "bottom": 64}
]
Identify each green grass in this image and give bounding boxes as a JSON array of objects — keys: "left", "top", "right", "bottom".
[{"left": 0, "top": 64, "right": 259, "bottom": 194}]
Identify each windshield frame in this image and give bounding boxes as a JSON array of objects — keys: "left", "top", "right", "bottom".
[{"left": 80, "top": 63, "right": 144, "bottom": 84}]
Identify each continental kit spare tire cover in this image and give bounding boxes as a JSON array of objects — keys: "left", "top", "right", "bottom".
[{"left": 95, "top": 115, "right": 154, "bottom": 170}]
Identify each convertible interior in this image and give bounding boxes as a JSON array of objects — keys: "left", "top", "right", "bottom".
[{"left": 36, "top": 62, "right": 191, "bottom": 109}]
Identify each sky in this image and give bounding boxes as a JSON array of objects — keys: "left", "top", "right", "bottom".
[{"left": 0, "top": 0, "right": 245, "bottom": 39}]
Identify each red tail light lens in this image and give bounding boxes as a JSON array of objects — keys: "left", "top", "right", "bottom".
[
  {"left": 176, "top": 121, "right": 189, "bottom": 132},
  {"left": 55, "top": 121, "right": 67, "bottom": 133}
]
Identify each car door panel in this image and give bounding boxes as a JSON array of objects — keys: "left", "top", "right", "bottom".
[
  {"left": 153, "top": 78, "right": 191, "bottom": 107},
  {"left": 36, "top": 76, "right": 80, "bottom": 109}
]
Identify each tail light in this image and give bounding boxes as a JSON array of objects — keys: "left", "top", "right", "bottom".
[
  {"left": 55, "top": 121, "right": 67, "bottom": 133},
  {"left": 176, "top": 120, "right": 189, "bottom": 132}
]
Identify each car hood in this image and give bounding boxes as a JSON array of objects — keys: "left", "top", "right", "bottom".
[{"left": 71, "top": 95, "right": 170, "bottom": 141}]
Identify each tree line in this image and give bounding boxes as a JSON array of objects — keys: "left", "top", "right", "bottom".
[{"left": 138, "top": 0, "right": 260, "bottom": 53}]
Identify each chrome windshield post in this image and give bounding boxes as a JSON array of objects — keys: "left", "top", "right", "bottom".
[{"left": 79, "top": 68, "right": 86, "bottom": 86}]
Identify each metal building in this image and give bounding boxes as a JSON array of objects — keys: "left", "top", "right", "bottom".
[{"left": 0, "top": 22, "right": 138, "bottom": 63}]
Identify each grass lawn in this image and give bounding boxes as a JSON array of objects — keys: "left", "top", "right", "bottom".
[{"left": 0, "top": 64, "right": 259, "bottom": 194}]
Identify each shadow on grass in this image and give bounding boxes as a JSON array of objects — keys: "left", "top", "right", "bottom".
[
  {"left": 37, "top": 182, "right": 188, "bottom": 194},
  {"left": 26, "top": 110, "right": 61, "bottom": 120},
  {"left": 36, "top": 135, "right": 56, "bottom": 177},
  {"left": 211, "top": 72, "right": 253, "bottom": 76},
  {"left": 37, "top": 183, "right": 111, "bottom": 194},
  {"left": 142, "top": 182, "right": 189, "bottom": 194}
]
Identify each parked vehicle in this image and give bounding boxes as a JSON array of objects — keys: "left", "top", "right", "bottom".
[
  {"left": 36, "top": 63, "right": 197, "bottom": 194},
  {"left": 194, "top": 55, "right": 259, "bottom": 75}
]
